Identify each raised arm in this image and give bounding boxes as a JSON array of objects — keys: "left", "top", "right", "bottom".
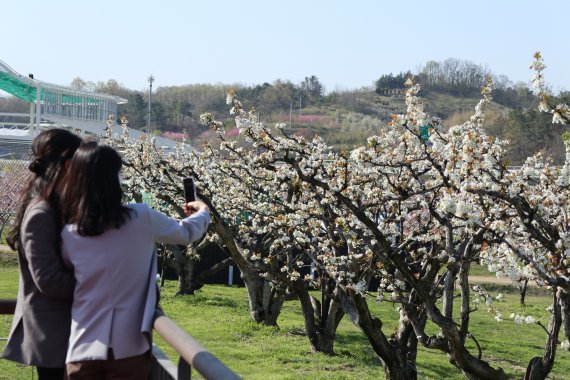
[{"left": 148, "top": 201, "right": 210, "bottom": 245}]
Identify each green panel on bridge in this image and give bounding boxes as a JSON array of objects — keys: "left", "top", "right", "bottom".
[
  {"left": 0, "top": 73, "right": 104, "bottom": 105},
  {"left": 0, "top": 71, "right": 39, "bottom": 102}
]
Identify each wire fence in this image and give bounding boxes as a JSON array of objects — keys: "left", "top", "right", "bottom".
[{"left": 0, "top": 146, "right": 31, "bottom": 243}]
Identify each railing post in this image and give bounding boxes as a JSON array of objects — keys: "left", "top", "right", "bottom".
[
  {"left": 149, "top": 344, "right": 178, "bottom": 379},
  {"left": 0, "top": 299, "right": 16, "bottom": 343},
  {"left": 153, "top": 315, "right": 240, "bottom": 380},
  {"left": 178, "top": 357, "right": 191, "bottom": 380},
  {"left": 0, "top": 299, "right": 16, "bottom": 314}
]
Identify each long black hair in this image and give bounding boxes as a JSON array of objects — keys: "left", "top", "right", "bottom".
[
  {"left": 6, "top": 129, "right": 82, "bottom": 250},
  {"left": 61, "top": 141, "right": 132, "bottom": 236}
]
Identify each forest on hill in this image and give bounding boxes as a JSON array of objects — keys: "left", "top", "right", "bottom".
[{"left": 1, "top": 58, "right": 568, "bottom": 165}]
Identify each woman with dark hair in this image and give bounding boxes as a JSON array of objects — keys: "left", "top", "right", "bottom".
[
  {"left": 59, "top": 141, "right": 210, "bottom": 379},
  {"left": 2, "top": 128, "right": 82, "bottom": 380}
]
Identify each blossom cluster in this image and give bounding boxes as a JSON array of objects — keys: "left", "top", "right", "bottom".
[{"left": 530, "top": 52, "right": 570, "bottom": 125}]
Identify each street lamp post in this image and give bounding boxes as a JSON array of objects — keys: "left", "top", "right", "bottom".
[{"left": 147, "top": 74, "right": 154, "bottom": 134}]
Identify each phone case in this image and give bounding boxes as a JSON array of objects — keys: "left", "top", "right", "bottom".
[{"left": 183, "top": 177, "right": 195, "bottom": 202}]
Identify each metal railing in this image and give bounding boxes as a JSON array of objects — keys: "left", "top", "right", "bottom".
[
  {"left": 0, "top": 299, "right": 16, "bottom": 344},
  {"left": 150, "top": 344, "right": 189, "bottom": 380},
  {"left": 0, "top": 299, "right": 240, "bottom": 380},
  {"left": 0, "top": 299, "right": 15, "bottom": 314},
  {"left": 153, "top": 314, "right": 240, "bottom": 380}
]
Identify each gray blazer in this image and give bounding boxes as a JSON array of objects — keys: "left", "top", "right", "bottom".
[{"left": 1, "top": 199, "right": 75, "bottom": 367}]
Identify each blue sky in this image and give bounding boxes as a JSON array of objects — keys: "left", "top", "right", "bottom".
[{"left": 2, "top": 0, "right": 569, "bottom": 94}]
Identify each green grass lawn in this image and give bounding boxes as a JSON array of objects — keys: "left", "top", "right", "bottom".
[
  {"left": 0, "top": 252, "right": 29, "bottom": 380},
  {"left": 1, "top": 254, "right": 569, "bottom": 379}
]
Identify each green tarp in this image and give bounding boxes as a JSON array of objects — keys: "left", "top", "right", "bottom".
[
  {"left": 0, "top": 71, "right": 38, "bottom": 102},
  {"left": 0, "top": 72, "right": 103, "bottom": 105}
]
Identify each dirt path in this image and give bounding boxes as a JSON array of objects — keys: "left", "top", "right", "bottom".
[
  {"left": 468, "top": 275, "right": 516, "bottom": 285},
  {"left": 0, "top": 244, "right": 13, "bottom": 253},
  {"left": 468, "top": 276, "right": 540, "bottom": 288}
]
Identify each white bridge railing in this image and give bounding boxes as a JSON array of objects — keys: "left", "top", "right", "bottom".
[{"left": 1, "top": 299, "right": 241, "bottom": 380}]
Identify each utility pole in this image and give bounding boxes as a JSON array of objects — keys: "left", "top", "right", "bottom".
[{"left": 147, "top": 74, "right": 154, "bottom": 134}]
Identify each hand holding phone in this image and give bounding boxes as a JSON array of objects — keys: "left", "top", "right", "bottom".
[
  {"left": 183, "top": 177, "right": 196, "bottom": 203},
  {"left": 182, "top": 177, "right": 209, "bottom": 216}
]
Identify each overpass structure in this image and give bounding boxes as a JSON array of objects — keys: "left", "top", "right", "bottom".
[{"left": 0, "top": 59, "right": 187, "bottom": 158}]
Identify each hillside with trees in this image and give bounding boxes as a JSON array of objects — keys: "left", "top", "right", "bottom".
[{"left": 1, "top": 58, "right": 568, "bottom": 164}]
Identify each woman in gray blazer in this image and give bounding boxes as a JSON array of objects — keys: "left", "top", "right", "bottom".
[
  {"left": 59, "top": 141, "right": 210, "bottom": 379},
  {"left": 2, "top": 129, "right": 82, "bottom": 380}
]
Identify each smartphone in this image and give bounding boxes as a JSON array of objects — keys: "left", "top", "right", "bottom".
[{"left": 183, "top": 177, "right": 196, "bottom": 203}]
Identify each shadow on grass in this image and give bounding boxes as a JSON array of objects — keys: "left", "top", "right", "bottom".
[
  {"left": 177, "top": 292, "right": 240, "bottom": 308},
  {"left": 0, "top": 252, "right": 18, "bottom": 267},
  {"left": 417, "top": 361, "right": 463, "bottom": 380}
]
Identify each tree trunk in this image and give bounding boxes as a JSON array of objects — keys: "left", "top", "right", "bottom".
[
  {"left": 162, "top": 245, "right": 227, "bottom": 295},
  {"left": 426, "top": 302, "right": 508, "bottom": 380},
  {"left": 558, "top": 289, "right": 570, "bottom": 345},
  {"left": 241, "top": 268, "right": 285, "bottom": 325},
  {"left": 186, "top": 258, "right": 232, "bottom": 294},
  {"left": 335, "top": 287, "right": 416, "bottom": 380},
  {"left": 160, "top": 243, "right": 234, "bottom": 295},
  {"left": 397, "top": 303, "right": 424, "bottom": 372},
  {"left": 376, "top": 241, "right": 508, "bottom": 379},
  {"left": 159, "top": 244, "right": 197, "bottom": 295},
  {"left": 210, "top": 221, "right": 286, "bottom": 325},
  {"left": 524, "top": 289, "right": 562, "bottom": 380},
  {"left": 177, "top": 253, "right": 195, "bottom": 295},
  {"left": 291, "top": 279, "right": 344, "bottom": 354},
  {"left": 519, "top": 279, "right": 529, "bottom": 305}
]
